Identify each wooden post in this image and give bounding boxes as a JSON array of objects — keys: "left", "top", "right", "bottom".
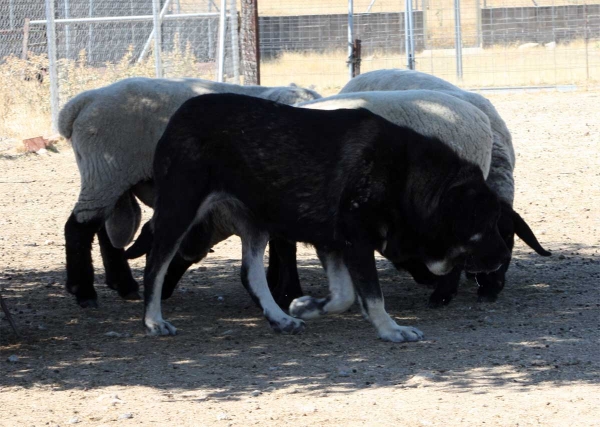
[
  {"left": 352, "top": 39, "right": 362, "bottom": 77},
  {"left": 241, "top": 0, "right": 260, "bottom": 85},
  {"left": 21, "top": 18, "right": 30, "bottom": 60}
]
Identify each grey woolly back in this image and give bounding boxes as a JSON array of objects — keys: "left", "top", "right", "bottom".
[
  {"left": 300, "top": 90, "right": 493, "bottom": 179},
  {"left": 340, "top": 69, "right": 515, "bottom": 203}
]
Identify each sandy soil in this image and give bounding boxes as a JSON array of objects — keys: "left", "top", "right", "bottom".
[{"left": 1, "top": 90, "right": 599, "bottom": 427}]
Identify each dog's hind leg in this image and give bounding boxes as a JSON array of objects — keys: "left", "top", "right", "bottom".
[
  {"left": 289, "top": 249, "right": 355, "bottom": 319},
  {"left": 143, "top": 188, "right": 207, "bottom": 336},
  {"left": 241, "top": 232, "right": 305, "bottom": 334},
  {"left": 344, "top": 244, "right": 424, "bottom": 343},
  {"left": 267, "top": 239, "right": 304, "bottom": 310}
]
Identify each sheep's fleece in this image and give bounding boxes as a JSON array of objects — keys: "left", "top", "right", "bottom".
[
  {"left": 299, "top": 90, "right": 493, "bottom": 178},
  {"left": 58, "top": 77, "right": 321, "bottom": 247},
  {"left": 340, "top": 69, "right": 515, "bottom": 204}
]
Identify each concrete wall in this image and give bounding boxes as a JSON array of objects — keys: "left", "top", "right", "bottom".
[{"left": 481, "top": 4, "right": 600, "bottom": 47}]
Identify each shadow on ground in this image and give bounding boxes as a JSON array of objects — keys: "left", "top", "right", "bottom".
[{"left": 1, "top": 241, "right": 599, "bottom": 399}]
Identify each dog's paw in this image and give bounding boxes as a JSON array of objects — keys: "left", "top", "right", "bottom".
[
  {"left": 289, "top": 296, "right": 327, "bottom": 320},
  {"left": 378, "top": 325, "right": 424, "bottom": 343},
  {"left": 268, "top": 316, "right": 306, "bottom": 335},
  {"left": 145, "top": 318, "right": 177, "bottom": 336}
]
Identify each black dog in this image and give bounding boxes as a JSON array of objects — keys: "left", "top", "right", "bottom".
[{"left": 137, "top": 93, "right": 510, "bottom": 341}]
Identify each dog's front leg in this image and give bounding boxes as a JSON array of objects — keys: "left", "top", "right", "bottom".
[
  {"left": 289, "top": 249, "right": 356, "bottom": 319},
  {"left": 345, "top": 244, "right": 425, "bottom": 343},
  {"left": 240, "top": 232, "right": 305, "bottom": 335}
]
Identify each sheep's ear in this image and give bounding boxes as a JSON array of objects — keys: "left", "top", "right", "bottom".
[
  {"left": 105, "top": 191, "right": 141, "bottom": 248},
  {"left": 511, "top": 209, "right": 551, "bottom": 256}
]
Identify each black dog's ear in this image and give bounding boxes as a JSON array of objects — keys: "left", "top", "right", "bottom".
[{"left": 510, "top": 209, "right": 551, "bottom": 256}]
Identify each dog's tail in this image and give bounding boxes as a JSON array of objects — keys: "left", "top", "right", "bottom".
[
  {"left": 125, "top": 221, "right": 153, "bottom": 259},
  {"left": 512, "top": 210, "right": 551, "bottom": 256},
  {"left": 57, "top": 90, "right": 97, "bottom": 139}
]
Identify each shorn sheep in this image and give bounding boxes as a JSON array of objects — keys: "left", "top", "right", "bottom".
[
  {"left": 58, "top": 77, "right": 321, "bottom": 307},
  {"left": 339, "top": 69, "right": 550, "bottom": 301}
]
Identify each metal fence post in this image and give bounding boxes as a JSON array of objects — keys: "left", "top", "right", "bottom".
[
  {"left": 64, "top": 0, "right": 71, "bottom": 59},
  {"left": 348, "top": 0, "right": 354, "bottom": 79},
  {"left": 404, "top": 0, "right": 415, "bottom": 70},
  {"left": 217, "top": 0, "right": 227, "bottom": 82},
  {"left": 151, "top": 0, "right": 163, "bottom": 77},
  {"left": 454, "top": 0, "right": 463, "bottom": 80},
  {"left": 138, "top": 0, "right": 172, "bottom": 63},
  {"left": 45, "top": 0, "right": 60, "bottom": 132}
]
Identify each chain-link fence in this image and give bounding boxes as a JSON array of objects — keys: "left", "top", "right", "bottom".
[{"left": 1, "top": 0, "right": 599, "bottom": 140}]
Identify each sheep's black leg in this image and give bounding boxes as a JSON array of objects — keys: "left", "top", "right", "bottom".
[
  {"left": 161, "top": 254, "right": 195, "bottom": 300},
  {"left": 393, "top": 259, "right": 438, "bottom": 286},
  {"left": 97, "top": 226, "right": 140, "bottom": 300},
  {"left": 161, "top": 214, "right": 222, "bottom": 300},
  {"left": 428, "top": 267, "right": 462, "bottom": 307},
  {"left": 476, "top": 260, "right": 509, "bottom": 302},
  {"left": 64, "top": 213, "right": 103, "bottom": 308},
  {"left": 267, "top": 239, "right": 303, "bottom": 310}
]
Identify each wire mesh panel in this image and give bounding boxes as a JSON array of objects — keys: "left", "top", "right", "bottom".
[
  {"left": 258, "top": 0, "right": 423, "bottom": 95},
  {"left": 417, "top": 0, "right": 600, "bottom": 87}
]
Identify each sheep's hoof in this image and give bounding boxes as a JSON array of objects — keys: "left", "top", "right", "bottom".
[
  {"left": 77, "top": 298, "right": 99, "bottom": 309},
  {"left": 122, "top": 291, "right": 141, "bottom": 301}
]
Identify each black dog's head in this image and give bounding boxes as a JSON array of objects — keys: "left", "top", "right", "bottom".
[
  {"left": 381, "top": 164, "right": 511, "bottom": 277},
  {"left": 474, "top": 200, "right": 551, "bottom": 301}
]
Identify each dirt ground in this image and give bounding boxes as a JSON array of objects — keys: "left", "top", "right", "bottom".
[{"left": 1, "top": 91, "right": 599, "bottom": 426}]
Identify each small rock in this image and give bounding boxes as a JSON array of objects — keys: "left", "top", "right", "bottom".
[
  {"left": 558, "top": 254, "right": 566, "bottom": 260},
  {"left": 483, "top": 316, "right": 493, "bottom": 325},
  {"left": 337, "top": 366, "right": 352, "bottom": 377},
  {"left": 268, "top": 366, "right": 278, "bottom": 371},
  {"left": 38, "top": 324, "right": 47, "bottom": 330},
  {"left": 68, "top": 417, "right": 80, "bottom": 424},
  {"left": 118, "top": 413, "right": 133, "bottom": 420},
  {"left": 44, "top": 240, "right": 55, "bottom": 245},
  {"left": 406, "top": 371, "right": 436, "bottom": 387},
  {"left": 217, "top": 296, "right": 224, "bottom": 302},
  {"left": 7, "top": 355, "right": 19, "bottom": 363},
  {"left": 251, "top": 390, "right": 261, "bottom": 397},
  {"left": 222, "top": 329, "right": 235, "bottom": 336},
  {"left": 216, "top": 412, "right": 229, "bottom": 421}
]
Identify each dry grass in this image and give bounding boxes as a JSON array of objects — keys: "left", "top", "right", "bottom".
[{"left": 0, "top": 40, "right": 213, "bottom": 141}]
